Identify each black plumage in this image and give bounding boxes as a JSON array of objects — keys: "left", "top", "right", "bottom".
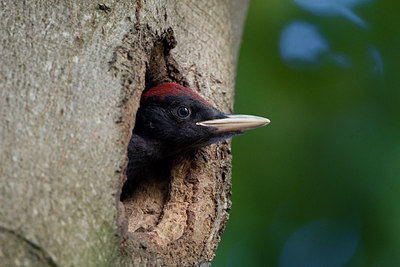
[{"left": 120, "top": 83, "right": 269, "bottom": 201}]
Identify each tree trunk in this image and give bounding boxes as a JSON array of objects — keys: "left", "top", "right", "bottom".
[{"left": 0, "top": 0, "right": 248, "bottom": 265}]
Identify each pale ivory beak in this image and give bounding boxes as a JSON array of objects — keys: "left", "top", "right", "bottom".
[{"left": 196, "top": 114, "right": 270, "bottom": 132}]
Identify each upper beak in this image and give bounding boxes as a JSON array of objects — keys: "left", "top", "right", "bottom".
[{"left": 196, "top": 114, "right": 270, "bottom": 132}]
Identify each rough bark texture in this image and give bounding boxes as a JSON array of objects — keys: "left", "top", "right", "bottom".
[{"left": 0, "top": 0, "right": 249, "bottom": 266}]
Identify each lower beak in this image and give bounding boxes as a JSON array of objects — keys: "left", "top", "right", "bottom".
[{"left": 196, "top": 114, "right": 270, "bottom": 132}]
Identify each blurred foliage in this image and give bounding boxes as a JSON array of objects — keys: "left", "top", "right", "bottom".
[{"left": 213, "top": 0, "right": 400, "bottom": 266}]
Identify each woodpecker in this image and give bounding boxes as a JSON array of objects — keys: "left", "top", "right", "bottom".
[{"left": 120, "top": 83, "right": 270, "bottom": 201}]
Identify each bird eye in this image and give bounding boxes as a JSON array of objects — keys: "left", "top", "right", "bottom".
[{"left": 176, "top": 106, "right": 191, "bottom": 118}]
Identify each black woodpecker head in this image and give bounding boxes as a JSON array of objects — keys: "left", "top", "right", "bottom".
[{"left": 121, "top": 83, "right": 270, "bottom": 201}]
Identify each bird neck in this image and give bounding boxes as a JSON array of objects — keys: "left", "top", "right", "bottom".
[{"left": 127, "top": 133, "right": 165, "bottom": 167}]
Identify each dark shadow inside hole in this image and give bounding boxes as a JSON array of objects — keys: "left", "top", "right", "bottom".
[
  {"left": 118, "top": 30, "right": 192, "bottom": 238},
  {"left": 120, "top": 29, "right": 182, "bottom": 203},
  {"left": 118, "top": 86, "right": 174, "bottom": 233}
]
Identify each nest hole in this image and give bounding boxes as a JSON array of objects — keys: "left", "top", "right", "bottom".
[{"left": 119, "top": 28, "right": 190, "bottom": 237}]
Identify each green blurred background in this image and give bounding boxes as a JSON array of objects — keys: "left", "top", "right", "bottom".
[{"left": 213, "top": 0, "right": 400, "bottom": 266}]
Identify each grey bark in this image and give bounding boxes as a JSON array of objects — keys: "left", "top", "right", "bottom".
[{"left": 0, "top": 0, "right": 249, "bottom": 266}]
